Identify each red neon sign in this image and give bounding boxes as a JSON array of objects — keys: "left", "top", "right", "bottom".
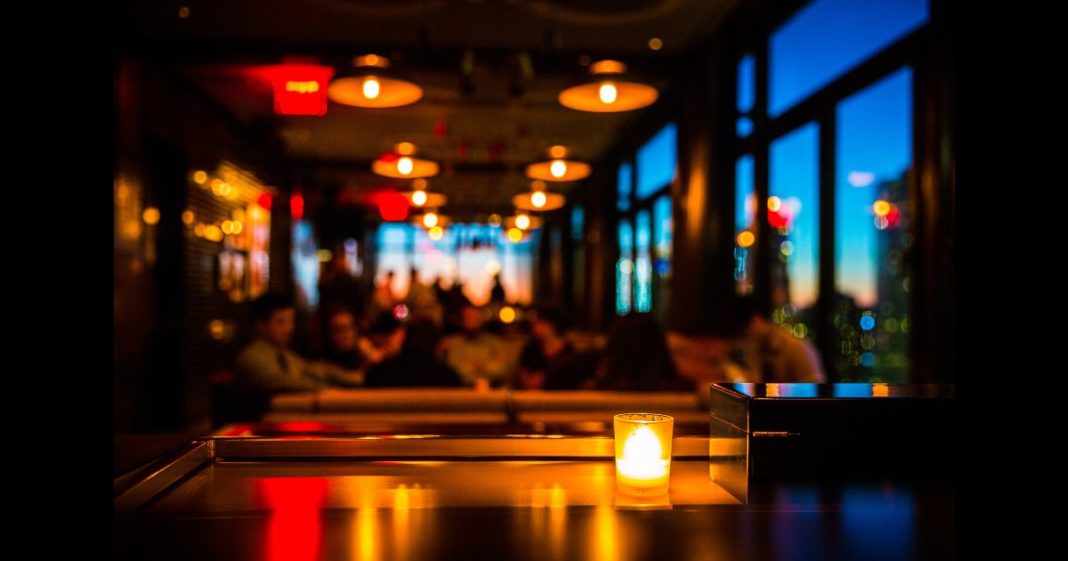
[{"left": 265, "top": 65, "right": 333, "bottom": 116}]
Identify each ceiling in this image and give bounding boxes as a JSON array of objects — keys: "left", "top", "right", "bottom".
[{"left": 119, "top": 0, "right": 740, "bottom": 219}]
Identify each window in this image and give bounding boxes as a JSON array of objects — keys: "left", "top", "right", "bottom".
[
  {"left": 375, "top": 223, "right": 535, "bottom": 306},
  {"left": 834, "top": 67, "right": 912, "bottom": 381},
  {"left": 636, "top": 123, "right": 677, "bottom": 199},
  {"left": 770, "top": 0, "right": 928, "bottom": 116},
  {"left": 634, "top": 210, "right": 653, "bottom": 313},
  {"left": 617, "top": 163, "right": 632, "bottom": 212},
  {"left": 734, "top": 155, "right": 756, "bottom": 294},
  {"left": 737, "top": 53, "right": 756, "bottom": 138},
  {"left": 616, "top": 219, "right": 633, "bottom": 315},
  {"left": 618, "top": 123, "right": 676, "bottom": 316},
  {"left": 769, "top": 122, "right": 819, "bottom": 338}
]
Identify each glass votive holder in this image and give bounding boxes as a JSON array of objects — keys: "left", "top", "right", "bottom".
[{"left": 614, "top": 413, "right": 673, "bottom": 496}]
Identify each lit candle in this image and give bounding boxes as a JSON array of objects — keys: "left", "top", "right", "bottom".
[{"left": 614, "top": 413, "right": 673, "bottom": 495}]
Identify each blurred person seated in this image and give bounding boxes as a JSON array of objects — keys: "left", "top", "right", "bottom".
[
  {"left": 364, "top": 311, "right": 406, "bottom": 360},
  {"left": 369, "top": 270, "right": 398, "bottom": 319},
  {"left": 439, "top": 304, "right": 510, "bottom": 387},
  {"left": 235, "top": 293, "right": 363, "bottom": 394},
  {"left": 404, "top": 266, "right": 443, "bottom": 325},
  {"left": 726, "top": 295, "right": 826, "bottom": 383},
  {"left": 318, "top": 249, "right": 364, "bottom": 322},
  {"left": 364, "top": 319, "right": 463, "bottom": 387},
  {"left": 586, "top": 313, "right": 694, "bottom": 391},
  {"left": 516, "top": 306, "right": 574, "bottom": 390},
  {"left": 321, "top": 307, "right": 385, "bottom": 371}
]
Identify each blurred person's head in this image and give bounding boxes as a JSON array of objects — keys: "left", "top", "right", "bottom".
[
  {"left": 728, "top": 295, "right": 771, "bottom": 338},
  {"left": 599, "top": 313, "right": 682, "bottom": 391},
  {"left": 326, "top": 307, "right": 359, "bottom": 352},
  {"left": 250, "top": 293, "right": 296, "bottom": 346},
  {"left": 531, "top": 306, "right": 564, "bottom": 341},
  {"left": 368, "top": 312, "right": 405, "bottom": 355},
  {"left": 401, "top": 319, "right": 442, "bottom": 356},
  {"left": 460, "top": 304, "right": 484, "bottom": 334}
]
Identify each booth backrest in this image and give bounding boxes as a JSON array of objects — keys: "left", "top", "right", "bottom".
[{"left": 263, "top": 388, "right": 709, "bottom": 425}]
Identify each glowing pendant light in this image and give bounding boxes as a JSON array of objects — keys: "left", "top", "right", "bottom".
[
  {"left": 328, "top": 54, "right": 423, "bottom": 108},
  {"left": 402, "top": 178, "right": 447, "bottom": 208},
  {"left": 558, "top": 60, "right": 658, "bottom": 113},
  {"left": 513, "top": 179, "right": 566, "bottom": 211},
  {"left": 526, "top": 145, "right": 590, "bottom": 182},
  {"left": 372, "top": 142, "right": 439, "bottom": 179}
]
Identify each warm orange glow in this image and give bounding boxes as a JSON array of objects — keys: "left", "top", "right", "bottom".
[
  {"left": 285, "top": 81, "right": 319, "bottom": 93},
  {"left": 531, "top": 191, "right": 547, "bottom": 208},
  {"left": 204, "top": 225, "right": 223, "bottom": 242},
  {"left": 411, "top": 190, "right": 428, "bottom": 206},
  {"left": 374, "top": 154, "right": 438, "bottom": 178},
  {"left": 559, "top": 81, "right": 658, "bottom": 112},
  {"left": 182, "top": 210, "right": 195, "bottom": 225},
  {"left": 507, "top": 227, "right": 524, "bottom": 242},
  {"left": 531, "top": 179, "right": 547, "bottom": 191},
  {"left": 211, "top": 179, "right": 224, "bottom": 195},
  {"left": 598, "top": 81, "right": 618, "bottom": 104},
  {"left": 550, "top": 160, "right": 567, "bottom": 178},
  {"left": 873, "top": 383, "right": 890, "bottom": 397},
  {"left": 232, "top": 220, "right": 244, "bottom": 235},
  {"left": 362, "top": 75, "right": 381, "bottom": 99},
  {"left": 398, "top": 156, "right": 414, "bottom": 176},
  {"left": 549, "top": 145, "right": 568, "bottom": 159},
  {"left": 873, "top": 199, "right": 891, "bottom": 217},
  {"left": 193, "top": 223, "right": 205, "bottom": 237},
  {"left": 178, "top": 6, "right": 190, "bottom": 19},
  {"left": 526, "top": 159, "right": 591, "bottom": 182},
  {"left": 515, "top": 214, "right": 531, "bottom": 230},
  {"left": 614, "top": 413, "right": 673, "bottom": 495},
  {"left": 488, "top": 213, "right": 502, "bottom": 226},
  {"left": 499, "top": 306, "right": 516, "bottom": 324},
  {"left": 413, "top": 178, "right": 428, "bottom": 189},
  {"left": 767, "top": 196, "right": 782, "bottom": 212},
  {"left": 362, "top": 54, "right": 382, "bottom": 67},
  {"left": 209, "top": 320, "right": 226, "bottom": 340},
  {"left": 766, "top": 383, "right": 781, "bottom": 397},
  {"left": 428, "top": 225, "right": 444, "bottom": 240},
  {"left": 193, "top": 170, "right": 208, "bottom": 185},
  {"left": 590, "top": 60, "right": 627, "bottom": 75},
  {"left": 221, "top": 220, "right": 234, "bottom": 235},
  {"left": 422, "top": 212, "right": 439, "bottom": 228},
  {"left": 142, "top": 207, "right": 160, "bottom": 225},
  {"left": 648, "top": 37, "right": 663, "bottom": 51},
  {"left": 737, "top": 231, "right": 755, "bottom": 248}
]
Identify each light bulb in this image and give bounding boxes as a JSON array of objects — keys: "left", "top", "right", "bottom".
[
  {"left": 531, "top": 191, "right": 547, "bottom": 208},
  {"left": 428, "top": 226, "right": 444, "bottom": 240},
  {"left": 516, "top": 214, "right": 530, "bottom": 230},
  {"left": 550, "top": 160, "right": 567, "bottom": 178},
  {"left": 507, "top": 227, "right": 524, "bottom": 242},
  {"left": 398, "top": 156, "right": 414, "bottom": 176},
  {"left": 423, "top": 212, "right": 438, "bottom": 228},
  {"left": 598, "top": 81, "right": 618, "bottom": 104},
  {"left": 363, "top": 76, "right": 381, "bottom": 99},
  {"left": 412, "top": 190, "right": 428, "bottom": 206}
]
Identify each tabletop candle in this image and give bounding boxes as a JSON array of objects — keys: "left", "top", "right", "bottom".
[{"left": 614, "top": 413, "right": 673, "bottom": 495}]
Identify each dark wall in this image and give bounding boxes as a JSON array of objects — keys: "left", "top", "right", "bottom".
[{"left": 114, "top": 54, "right": 290, "bottom": 432}]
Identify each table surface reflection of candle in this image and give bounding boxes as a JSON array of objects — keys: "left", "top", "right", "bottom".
[{"left": 616, "top": 425, "right": 670, "bottom": 494}]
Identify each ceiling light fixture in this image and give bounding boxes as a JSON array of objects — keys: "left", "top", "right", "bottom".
[
  {"left": 558, "top": 60, "right": 658, "bottom": 113},
  {"left": 526, "top": 145, "right": 590, "bottom": 182},
  {"left": 328, "top": 54, "right": 423, "bottom": 108},
  {"left": 372, "top": 142, "right": 439, "bottom": 179},
  {"left": 513, "top": 179, "right": 566, "bottom": 211},
  {"left": 400, "top": 178, "right": 448, "bottom": 208}
]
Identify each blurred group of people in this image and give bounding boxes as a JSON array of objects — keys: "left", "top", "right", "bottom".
[{"left": 233, "top": 257, "right": 824, "bottom": 404}]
